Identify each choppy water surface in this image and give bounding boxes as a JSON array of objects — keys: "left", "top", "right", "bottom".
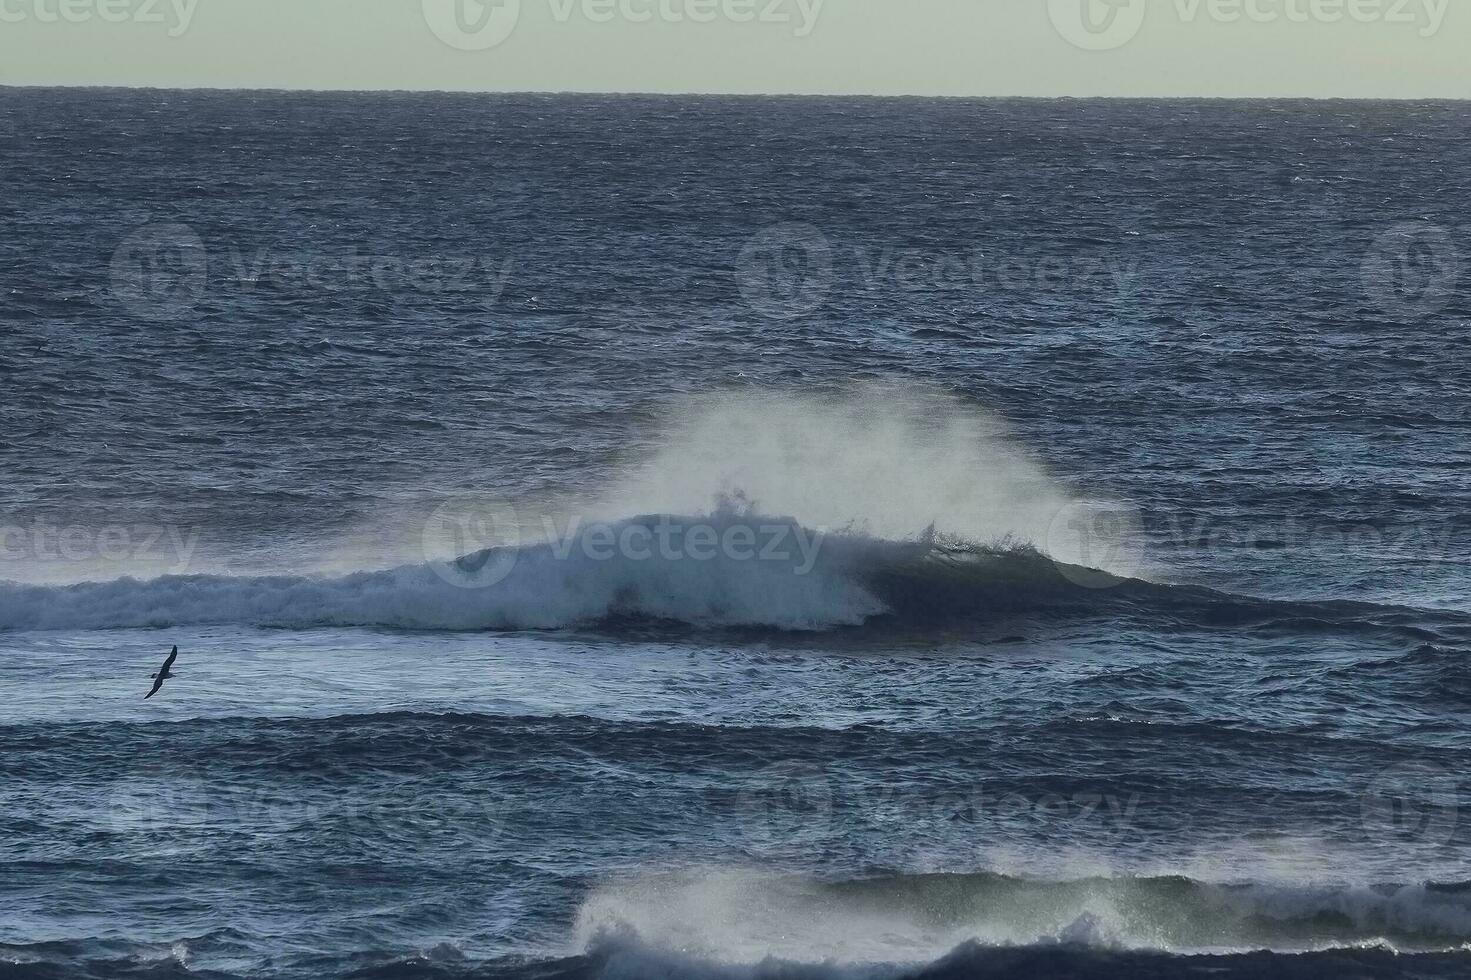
[{"left": 1, "top": 90, "right": 1469, "bottom": 979}]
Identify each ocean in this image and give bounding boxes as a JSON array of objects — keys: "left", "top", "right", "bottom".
[{"left": 1, "top": 90, "right": 1469, "bottom": 979}]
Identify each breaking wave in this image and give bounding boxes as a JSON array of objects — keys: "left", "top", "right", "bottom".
[
  {"left": 0, "top": 509, "right": 1463, "bottom": 636},
  {"left": 525, "top": 941, "right": 1470, "bottom": 980},
  {"left": 12, "top": 871, "right": 1469, "bottom": 979},
  {"left": 1, "top": 388, "right": 1464, "bottom": 637},
  {"left": 574, "top": 869, "right": 1471, "bottom": 958}
]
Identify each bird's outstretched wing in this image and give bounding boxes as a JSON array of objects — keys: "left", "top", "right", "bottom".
[{"left": 145, "top": 647, "right": 178, "bottom": 700}]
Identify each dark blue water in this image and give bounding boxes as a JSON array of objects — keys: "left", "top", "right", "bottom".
[{"left": 2, "top": 90, "right": 1470, "bottom": 979}]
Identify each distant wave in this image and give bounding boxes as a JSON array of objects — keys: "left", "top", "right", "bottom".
[{"left": 0, "top": 511, "right": 1465, "bottom": 637}]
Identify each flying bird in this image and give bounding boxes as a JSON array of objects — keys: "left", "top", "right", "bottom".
[{"left": 145, "top": 646, "right": 178, "bottom": 700}]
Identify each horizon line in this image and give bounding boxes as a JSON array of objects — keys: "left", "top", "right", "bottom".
[{"left": 2, "top": 84, "right": 1468, "bottom": 103}]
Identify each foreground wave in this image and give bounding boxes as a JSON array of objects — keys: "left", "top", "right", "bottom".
[
  {"left": 576, "top": 870, "right": 1471, "bottom": 956},
  {"left": 4, "top": 944, "right": 1470, "bottom": 980},
  {"left": 469, "top": 943, "right": 1471, "bottom": 980},
  {"left": 7, "top": 911, "right": 1471, "bottom": 980}
]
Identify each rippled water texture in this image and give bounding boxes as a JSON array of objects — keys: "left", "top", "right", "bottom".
[{"left": 1, "top": 91, "right": 1469, "bottom": 979}]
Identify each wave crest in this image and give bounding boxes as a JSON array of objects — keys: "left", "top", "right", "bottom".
[
  {"left": 0, "top": 508, "right": 1465, "bottom": 636},
  {"left": 575, "top": 869, "right": 1471, "bottom": 962}
]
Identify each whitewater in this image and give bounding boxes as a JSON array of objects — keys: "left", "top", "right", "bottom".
[{"left": 0, "top": 386, "right": 1143, "bottom": 632}]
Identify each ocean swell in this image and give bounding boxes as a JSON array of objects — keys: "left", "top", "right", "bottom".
[
  {"left": 0, "top": 513, "right": 894, "bottom": 633},
  {"left": 0, "top": 511, "right": 1465, "bottom": 637}
]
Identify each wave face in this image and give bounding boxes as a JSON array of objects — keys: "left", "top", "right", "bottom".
[
  {"left": 0, "top": 512, "right": 898, "bottom": 633},
  {"left": 7, "top": 871, "right": 1471, "bottom": 980},
  {"left": 0, "top": 515, "right": 1464, "bottom": 639},
  {"left": 576, "top": 870, "right": 1471, "bottom": 959},
  {"left": 13, "top": 942, "right": 1467, "bottom": 980},
  {"left": 536, "top": 944, "right": 1471, "bottom": 980}
]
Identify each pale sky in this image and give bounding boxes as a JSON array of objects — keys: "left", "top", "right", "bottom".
[{"left": 1, "top": 0, "right": 1467, "bottom": 97}]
